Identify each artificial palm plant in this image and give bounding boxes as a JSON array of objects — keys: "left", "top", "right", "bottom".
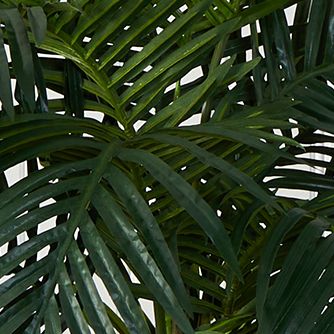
[{"left": 0, "top": 0, "right": 334, "bottom": 333}]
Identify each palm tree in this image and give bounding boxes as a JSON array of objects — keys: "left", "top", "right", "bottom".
[{"left": 0, "top": 0, "right": 334, "bottom": 333}]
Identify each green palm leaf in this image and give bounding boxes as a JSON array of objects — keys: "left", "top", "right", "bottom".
[{"left": 1, "top": 1, "right": 334, "bottom": 333}]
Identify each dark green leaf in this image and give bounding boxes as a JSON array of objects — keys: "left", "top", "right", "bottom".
[{"left": 27, "top": 7, "right": 47, "bottom": 45}]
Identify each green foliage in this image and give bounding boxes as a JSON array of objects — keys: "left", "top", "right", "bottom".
[{"left": 0, "top": 1, "right": 334, "bottom": 333}]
